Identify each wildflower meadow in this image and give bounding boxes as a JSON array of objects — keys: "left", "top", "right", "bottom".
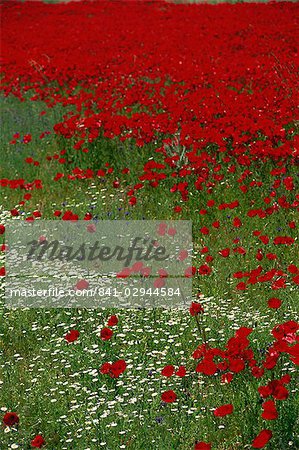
[{"left": 0, "top": 1, "right": 298, "bottom": 449}]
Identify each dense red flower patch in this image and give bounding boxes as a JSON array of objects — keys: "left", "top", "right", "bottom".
[{"left": 1, "top": 0, "right": 298, "bottom": 158}]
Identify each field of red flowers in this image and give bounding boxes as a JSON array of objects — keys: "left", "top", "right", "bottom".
[{"left": 0, "top": 1, "right": 298, "bottom": 449}]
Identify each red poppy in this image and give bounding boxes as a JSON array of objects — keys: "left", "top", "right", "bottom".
[
  {"left": 198, "top": 264, "right": 212, "bottom": 275},
  {"left": 154, "top": 278, "right": 166, "bottom": 288},
  {"left": 31, "top": 435, "right": 46, "bottom": 448},
  {"left": 252, "top": 429, "right": 272, "bottom": 448},
  {"left": 261, "top": 400, "right": 278, "bottom": 420},
  {"left": 200, "top": 227, "right": 209, "bottom": 235},
  {"left": 99, "top": 362, "right": 111, "bottom": 374},
  {"left": 196, "top": 358, "right": 217, "bottom": 376},
  {"left": 219, "top": 248, "right": 230, "bottom": 257},
  {"left": 129, "top": 196, "right": 137, "bottom": 206},
  {"left": 110, "top": 359, "right": 126, "bottom": 378},
  {"left": 194, "top": 442, "right": 212, "bottom": 450},
  {"left": 221, "top": 372, "right": 234, "bottom": 384},
  {"left": 75, "top": 279, "right": 89, "bottom": 290},
  {"left": 259, "top": 235, "right": 269, "bottom": 245},
  {"left": 190, "top": 302, "right": 204, "bottom": 316},
  {"left": 161, "top": 365, "right": 174, "bottom": 377},
  {"left": 86, "top": 223, "right": 96, "bottom": 233},
  {"left": 161, "top": 390, "right": 177, "bottom": 403},
  {"left": 2, "top": 412, "right": 19, "bottom": 427},
  {"left": 233, "top": 217, "right": 242, "bottom": 228},
  {"left": 174, "top": 206, "right": 182, "bottom": 213},
  {"left": 107, "top": 315, "right": 118, "bottom": 326},
  {"left": 213, "top": 403, "right": 234, "bottom": 417},
  {"left": 236, "top": 282, "right": 246, "bottom": 291},
  {"left": 23, "top": 133, "right": 32, "bottom": 144},
  {"left": 175, "top": 366, "right": 186, "bottom": 377},
  {"left": 251, "top": 366, "right": 264, "bottom": 379},
  {"left": 229, "top": 358, "right": 245, "bottom": 373},
  {"left": 64, "top": 330, "right": 79, "bottom": 343},
  {"left": 268, "top": 298, "right": 282, "bottom": 309},
  {"left": 100, "top": 327, "right": 113, "bottom": 341},
  {"left": 185, "top": 266, "right": 197, "bottom": 278},
  {"left": 178, "top": 249, "right": 188, "bottom": 261},
  {"left": 287, "top": 264, "right": 298, "bottom": 274}
]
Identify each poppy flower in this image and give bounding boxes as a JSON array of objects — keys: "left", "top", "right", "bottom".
[
  {"left": 212, "top": 221, "right": 220, "bottom": 228},
  {"left": 84, "top": 213, "right": 93, "bottom": 222},
  {"left": 129, "top": 196, "right": 137, "bottom": 206},
  {"left": 213, "top": 403, "right": 234, "bottom": 417},
  {"left": 174, "top": 206, "right": 182, "bottom": 213},
  {"left": 178, "top": 249, "right": 188, "bottom": 261},
  {"left": 110, "top": 359, "right": 126, "bottom": 378},
  {"left": 31, "top": 435, "right": 46, "bottom": 448},
  {"left": 280, "top": 374, "right": 291, "bottom": 385},
  {"left": 161, "top": 390, "right": 177, "bottom": 403},
  {"left": 185, "top": 266, "right": 197, "bottom": 278},
  {"left": 107, "top": 315, "right": 118, "bottom": 326},
  {"left": 198, "top": 264, "right": 212, "bottom": 275},
  {"left": 194, "top": 442, "right": 212, "bottom": 450},
  {"left": 236, "top": 282, "right": 246, "bottom": 291},
  {"left": 193, "top": 344, "right": 207, "bottom": 359},
  {"left": 259, "top": 235, "right": 269, "bottom": 245},
  {"left": 23, "top": 133, "right": 32, "bottom": 143},
  {"left": 196, "top": 358, "right": 217, "bottom": 376},
  {"left": 272, "top": 384, "right": 289, "bottom": 400},
  {"left": 2, "top": 412, "right": 19, "bottom": 427},
  {"left": 190, "top": 302, "right": 204, "bottom": 316},
  {"left": 261, "top": 400, "right": 278, "bottom": 420},
  {"left": 99, "top": 362, "right": 111, "bottom": 374},
  {"left": 219, "top": 248, "right": 230, "bottom": 257},
  {"left": 117, "top": 267, "right": 131, "bottom": 278},
  {"left": 168, "top": 227, "right": 177, "bottom": 236},
  {"left": 221, "top": 372, "right": 234, "bottom": 384},
  {"left": 100, "top": 327, "right": 113, "bottom": 341},
  {"left": 161, "top": 365, "right": 174, "bottom": 377},
  {"left": 273, "top": 236, "right": 294, "bottom": 245},
  {"left": 64, "top": 329, "right": 79, "bottom": 343},
  {"left": 268, "top": 298, "right": 282, "bottom": 309},
  {"left": 154, "top": 278, "right": 166, "bottom": 288},
  {"left": 292, "top": 275, "right": 299, "bottom": 284},
  {"left": 200, "top": 227, "right": 209, "bottom": 235},
  {"left": 75, "top": 279, "right": 89, "bottom": 290},
  {"left": 233, "top": 217, "right": 242, "bottom": 228},
  {"left": 86, "top": 223, "right": 96, "bottom": 233},
  {"left": 229, "top": 358, "right": 245, "bottom": 373},
  {"left": 100, "top": 359, "right": 126, "bottom": 378},
  {"left": 287, "top": 264, "right": 298, "bottom": 274},
  {"left": 252, "top": 429, "right": 272, "bottom": 448},
  {"left": 175, "top": 366, "right": 186, "bottom": 377},
  {"left": 251, "top": 366, "right": 264, "bottom": 379}
]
